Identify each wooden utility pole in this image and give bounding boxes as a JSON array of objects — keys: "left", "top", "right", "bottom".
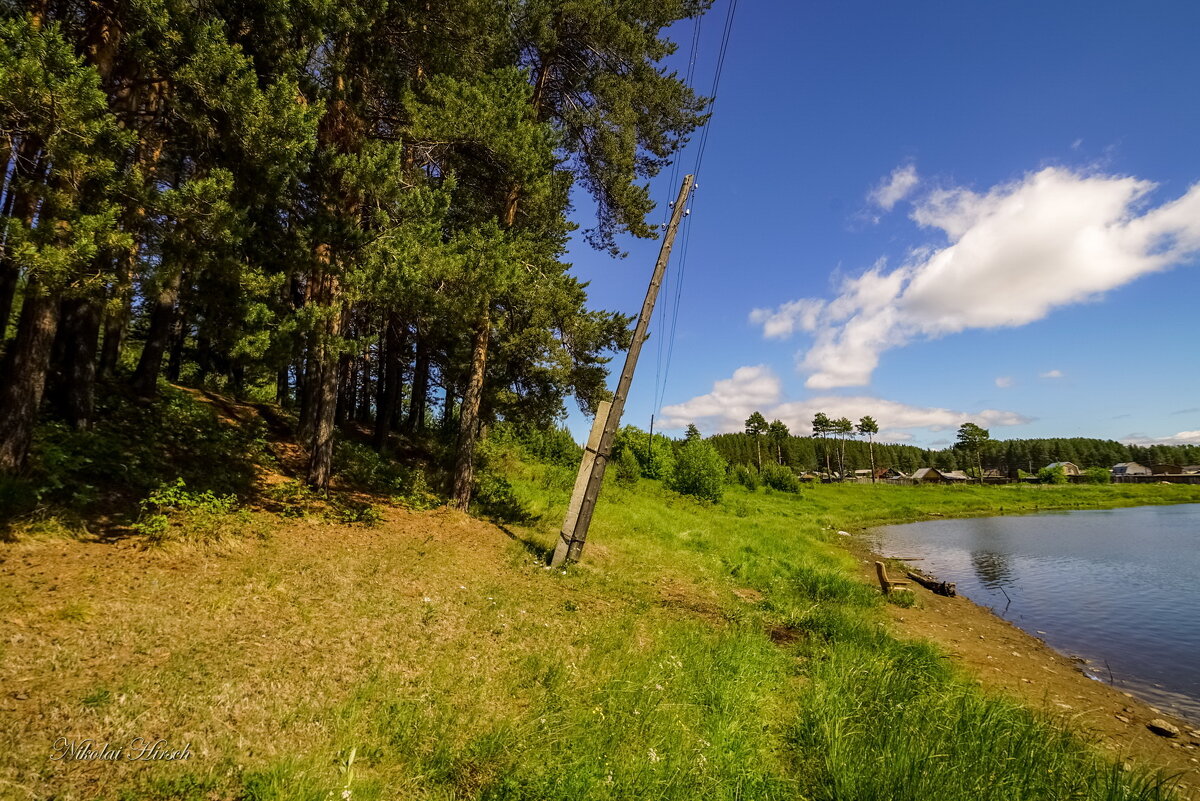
[{"left": 550, "top": 174, "right": 694, "bottom": 567}]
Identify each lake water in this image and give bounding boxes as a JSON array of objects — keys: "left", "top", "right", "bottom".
[{"left": 868, "top": 503, "right": 1200, "bottom": 723}]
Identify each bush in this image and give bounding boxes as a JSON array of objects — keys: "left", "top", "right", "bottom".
[
  {"left": 472, "top": 472, "right": 530, "bottom": 521},
  {"left": 23, "top": 386, "right": 269, "bottom": 513},
  {"left": 132, "top": 478, "right": 256, "bottom": 543},
  {"left": 1081, "top": 467, "right": 1111, "bottom": 484},
  {"left": 668, "top": 440, "right": 726, "bottom": 503},
  {"left": 614, "top": 447, "right": 641, "bottom": 488},
  {"left": 760, "top": 463, "right": 801, "bottom": 493},
  {"left": 731, "top": 464, "right": 760, "bottom": 491},
  {"left": 1036, "top": 466, "right": 1068, "bottom": 485},
  {"left": 519, "top": 426, "right": 583, "bottom": 468}
]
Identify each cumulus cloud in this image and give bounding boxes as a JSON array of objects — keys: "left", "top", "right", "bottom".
[
  {"left": 753, "top": 167, "right": 1200, "bottom": 389},
  {"left": 995, "top": 376, "right": 1013, "bottom": 388},
  {"left": 658, "top": 366, "right": 1031, "bottom": 439},
  {"left": 1040, "top": 369, "right": 1064, "bottom": 379},
  {"left": 869, "top": 164, "right": 920, "bottom": 211},
  {"left": 655, "top": 365, "right": 782, "bottom": 430}
]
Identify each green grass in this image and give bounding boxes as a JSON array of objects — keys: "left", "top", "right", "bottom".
[{"left": 4, "top": 432, "right": 1198, "bottom": 799}]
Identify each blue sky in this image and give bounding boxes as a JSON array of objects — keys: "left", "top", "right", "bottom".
[{"left": 561, "top": 0, "right": 1200, "bottom": 448}]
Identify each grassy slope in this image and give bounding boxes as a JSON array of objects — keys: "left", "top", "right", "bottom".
[{"left": 3, "top": 441, "right": 1199, "bottom": 799}]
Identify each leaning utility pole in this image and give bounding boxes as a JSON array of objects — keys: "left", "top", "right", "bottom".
[{"left": 551, "top": 174, "right": 695, "bottom": 567}]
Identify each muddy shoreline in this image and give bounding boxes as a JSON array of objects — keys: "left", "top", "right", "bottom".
[{"left": 847, "top": 537, "right": 1200, "bottom": 798}]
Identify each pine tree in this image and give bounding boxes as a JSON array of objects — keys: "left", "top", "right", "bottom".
[
  {"left": 744, "top": 411, "right": 768, "bottom": 472},
  {"left": 857, "top": 415, "right": 879, "bottom": 483}
]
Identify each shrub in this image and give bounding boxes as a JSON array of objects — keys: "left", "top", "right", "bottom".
[
  {"left": 1036, "top": 466, "right": 1068, "bottom": 485},
  {"left": 731, "top": 464, "right": 760, "bottom": 491},
  {"left": 760, "top": 463, "right": 801, "bottom": 493},
  {"left": 473, "top": 473, "right": 530, "bottom": 521},
  {"left": 668, "top": 440, "right": 726, "bottom": 503},
  {"left": 132, "top": 478, "right": 256, "bottom": 543},
  {"left": 519, "top": 426, "right": 582, "bottom": 468},
  {"left": 614, "top": 447, "right": 641, "bottom": 488},
  {"left": 1081, "top": 467, "right": 1111, "bottom": 484}
]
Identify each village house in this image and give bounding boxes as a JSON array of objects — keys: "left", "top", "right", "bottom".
[
  {"left": 911, "top": 467, "right": 969, "bottom": 484},
  {"left": 1045, "top": 461, "right": 1081, "bottom": 476},
  {"left": 1112, "top": 462, "right": 1151, "bottom": 476}
]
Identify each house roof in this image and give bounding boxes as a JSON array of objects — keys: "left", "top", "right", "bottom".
[{"left": 941, "top": 470, "right": 970, "bottom": 480}]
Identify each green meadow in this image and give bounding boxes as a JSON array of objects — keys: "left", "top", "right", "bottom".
[{"left": 4, "top": 428, "right": 1198, "bottom": 799}]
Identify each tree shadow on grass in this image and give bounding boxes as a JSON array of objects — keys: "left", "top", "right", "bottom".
[{"left": 494, "top": 522, "right": 554, "bottom": 563}]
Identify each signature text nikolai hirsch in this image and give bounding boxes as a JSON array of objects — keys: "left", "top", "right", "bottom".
[{"left": 50, "top": 737, "right": 192, "bottom": 762}]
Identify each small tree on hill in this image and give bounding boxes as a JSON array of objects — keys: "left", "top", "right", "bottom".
[
  {"left": 669, "top": 439, "right": 726, "bottom": 502},
  {"left": 832, "top": 417, "right": 854, "bottom": 479},
  {"left": 857, "top": 415, "right": 879, "bottom": 483},
  {"left": 812, "top": 412, "right": 832, "bottom": 476},
  {"left": 767, "top": 419, "right": 789, "bottom": 465},
  {"left": 614, "top": 447, "right": 641, "bottom": 488},
  {"left": 745, "top": 411, "right": 768, "bottom": 472},
  {"left": 955, "top": 422, "right": 990, "bottom": 484}
]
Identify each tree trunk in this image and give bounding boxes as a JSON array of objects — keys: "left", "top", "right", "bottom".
[
  {"left": 131, "top": 268, "right": 182, "bottom": 398},
  {"left": 869, "top": 436, "right": 877, "bottom": 483},
  {"left": 441, "top": 384, "right": 455, "bottom": 436},
  {"left": 374, "top": 314, "right": 404, "bottom": 452},
  {"left": 298, "top": 350, "right": 317, "bottom": 441},
  {"left": 335, "top": 353, "right": 353, "bottom": 425},
  {"left": 165, "top": 314, "right": 185, "bottom": 382},
  {"left": 0, "top": 281, "right": 61, "bottom": 471},
  {"left": 451, "top": 308, "right": 489, "bottom": 509},
  {"left": 405, "top": 330, "right": 429, "bottom": 434},
  {"left": 305, "top": 269, "right": 344, "bottom": 490},
  {"left": 194, "top": 329, "right": 212, "bottom": 385},
  {"left": 49, "top": 296, "right": 102, "bottom": 429},
  {"left": 276, "top": 365, "right": 290, "bottom": 407}
]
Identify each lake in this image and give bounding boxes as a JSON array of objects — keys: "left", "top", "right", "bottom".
[{"left": 868, "top": 503, "right": 1200, "bottom": 723}]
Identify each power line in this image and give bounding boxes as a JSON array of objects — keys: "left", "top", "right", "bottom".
[
  {"left": 653, "top": 12, "right": 703, "bottom": 417},
  {"left": 652, "top": 0, "right": 739, "bottom": 417}
]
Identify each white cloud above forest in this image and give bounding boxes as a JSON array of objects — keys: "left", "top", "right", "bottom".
[
  {"left": 751, "top": 167, "right": 1200, "bottom": 389},
  {"left": 658, "top": 365, "right": 1031, "bottom": 441},
  {"left": 1122, "top": 430, "right": 1200, "bottom": 446},
  {"left": 1040, "top": 369, "right": 1064, "bottom": 379}
]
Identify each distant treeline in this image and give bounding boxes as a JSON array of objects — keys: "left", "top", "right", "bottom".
[{"left": 707, "top": 433, "right": 1200, "bottom": 475}]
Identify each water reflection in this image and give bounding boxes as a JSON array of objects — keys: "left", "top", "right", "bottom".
[{"left": 970, "top": 549, "right": 1014, "bottom": 589}]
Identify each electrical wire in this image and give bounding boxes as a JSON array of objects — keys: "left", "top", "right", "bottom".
[{"left": 651, "top": 0, "right": 739, "bottom": 417}]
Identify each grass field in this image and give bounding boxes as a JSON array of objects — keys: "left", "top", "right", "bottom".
[{"left": 3, "top": 432, "right": 1199, "bottom": 799}]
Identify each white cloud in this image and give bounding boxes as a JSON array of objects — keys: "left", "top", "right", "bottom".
[
  {"left": 753, "top": 167, "right": 1200, "bottom": 388},
  {"left": 658, "top": 366, "right": 1031, "bottom": 439},
  {"left": 995, "top": 376, "right": 1013, "bottom": 388},
  {"left": 869, "top": 164, "right": 920, "bottom": 211},
  {"left": 656, "top": 365, "right": 781, "bottom": 431},
  {"left": 748, "top": 298, "right": 825, "bottom": 340},
  {"left": 1122, "top": 430, "right": 1200, "bottom": 446},
  {"left": 1040, "top": 369, "right": 1064, "bottom": 379}
]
